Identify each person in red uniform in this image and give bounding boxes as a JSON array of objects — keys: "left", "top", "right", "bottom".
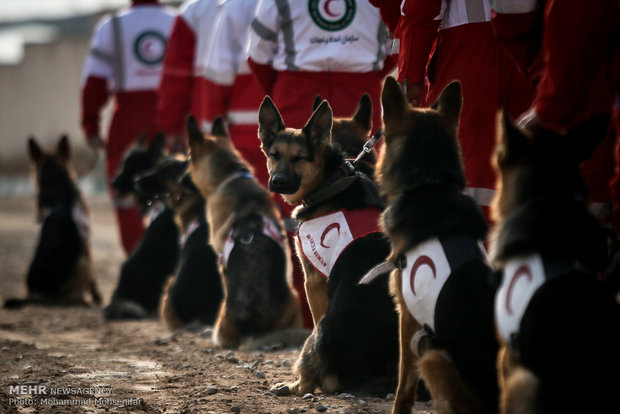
[
  {"left": 81, "top": 0, "right": 176, "bottom": 255},
  {"left": 490, "top": 0, "right": 620, "bottom": 226},
  {"left": 397, "top": 0, "right": 532, "bottom": 221},
  {"left": 246, "top": 0, "right": 394, "bottom": 134},
  {"left": 156, "top": 0, "right": 221, "bottom": 151}
]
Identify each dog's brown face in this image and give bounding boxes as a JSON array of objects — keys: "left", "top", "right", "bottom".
[
  {"left": 258, "top": 96, "right": 333, "bottom": 205},
  {"left": 28, "top": 135, "right": 77, "bottom": 220},
  {"left": 377, "top": 77, "right": 464, "bottom": 202},
  {"left": 187, "top": 115, "right": 243, "bottom": 199}
]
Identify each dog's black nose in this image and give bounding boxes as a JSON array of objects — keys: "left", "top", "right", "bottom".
[{"left": 269, "top": 173, "right": 288, "bottom": 193}]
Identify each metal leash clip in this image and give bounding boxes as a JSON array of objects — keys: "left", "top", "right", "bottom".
[{"left": 352, "top": 128, "right": 383, "bottom": 165}]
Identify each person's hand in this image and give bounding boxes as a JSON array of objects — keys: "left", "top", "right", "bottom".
[
  {"left": 86, "top": 134, "right": 105, "bottom": 151},
  {"left": 516, "top": 107, "right": 541, "bottom": 129},
  {"left": 399, "top": 82, "right": 423, "bottom": 107}
]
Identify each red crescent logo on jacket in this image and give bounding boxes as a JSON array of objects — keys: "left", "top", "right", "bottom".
[
  {"left": 320, "top": 223, "right": 341, "bottom": 248},
  {"left": 410, "top": 255, "right": 436, "bottom": 295},
  {"left": 505, "top": 265, "right": 532, "bottom": 315},
  {"left": 323, "top": 0, "right": 342, "bottom": 18}
]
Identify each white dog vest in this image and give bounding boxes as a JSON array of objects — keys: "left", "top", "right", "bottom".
[
  {"left": 401, "top": 237, "right": 487, "bottom": 333},
  {"left": 495, "top": 254, "right": 576, "bottom": 343},
  {"left": 297, "top": 208, "right": 382, "bottom": 279},
  {"left": 219, "top": 216, "right": 287, "bottom": 267}
]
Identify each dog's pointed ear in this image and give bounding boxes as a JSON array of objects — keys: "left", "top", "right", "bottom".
[
  {"left": 211, "top": 116, "right": 230, "bottom": 138},
  {"left": 27, "top": 136, "right": 44, "bottom": 164},
  {"left": 495, "top": 109, "right": 530, "bottom": 167},
  {"left": 353, "top": 94, "right": 372, "bottom": 132},
  {"left": 431, "top": 81, "right": 462, "bottom": 130},
  {"left": 258, "top": 96, "right": 285, "bottom": 149},
  {"left": 303, "top": 100, "right": 333, "bottom": 149},
  {"left": 148, "top": 133, "right": 165, "bottom": 155},
  {"left": 312, "top": 95, "right": 322, "bottom": 112},
  {"left": 56, "top": 135, "right": 71, "bottom": 162},
  {"left": 381, "top": 77, "right": 407, "bottom": 127},
  {"left": 187, "top": 114, "right": 204, "bottom": 146}
]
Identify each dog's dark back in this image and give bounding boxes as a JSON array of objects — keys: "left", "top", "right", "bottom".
[
  {"left": 490, "top": 113, "right": 620, "bottom": 412},
  {"left": 104, "top": 142, "right": 180, "bottom": 320}
]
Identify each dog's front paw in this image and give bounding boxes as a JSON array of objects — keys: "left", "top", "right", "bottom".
[{"left": 271, "top": 379, "right": 314, "bottom": 396}]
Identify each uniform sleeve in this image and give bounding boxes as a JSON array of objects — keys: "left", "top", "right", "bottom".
[
  {"left": 246, "top": 0, "right": 279, "bottom": 94},
  {"left": 81, "top": 17, "right": 114, "bottom": 138},
  {"left": 533, "top": 0, "right": 619, "bottom": 130},
  {"left": 369, "top": 0, "right": 402, "bottom": 34},
  {"left": 156, "top": 15, "right": 197, "bottom": 135},
  {"left": 397, "top": 0, "right": 442, "bottom": 85},
  {"left": 203, "top": 2, "right": 248, "bottom": 122},
  {"left": 489, "top": 1, "right": 543, "bottom": 85}
]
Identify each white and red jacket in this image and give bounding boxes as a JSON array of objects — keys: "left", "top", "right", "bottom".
[
  {"left": 201, "top": 0, "right": 271, "bottom": 187},
  {"left": 397, "top": 0, "right": 532, "bottom": 219},
  {"left": 157, "top": 0, "right": 221, "bottom": 136},
  {"left": 246, "top": 0, "right": 393, "bottom": 133},
  {"left": 81, "top": 0, "right": 175, "bottom": 254}
]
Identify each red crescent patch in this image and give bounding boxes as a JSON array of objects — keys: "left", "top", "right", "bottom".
[
  {"left": 320, "top": 223, "right": 341, "bottom": 248},
  {"left": 410, "top": 255, "right": 436, "bottom": 295},
  {"left": 323, "top": 0, "right": 340, "bottom": 18},
  {"left": 505, "top": 265, "right": 532, "bottom": 315}
]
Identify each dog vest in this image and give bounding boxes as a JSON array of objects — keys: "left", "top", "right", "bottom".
[
  {"left": 219, "top": 216, "right": 287, "bottom": 267},
  {"left": 180, "top": 218, "right": 201, "bottom": 246},
  {"left": 401, "top": 237, "right": 487, "bottom": 333},
  {"left": 297, "top": 208, "right": 382, "bottom": 279},
  {"left": 495, "top": 254, "right": 576, "bottom": 343},
  {"left": 145, "top": 200, "right": 166, "bottom": 226},
  {"left": 72, "top": 204, "right": 91, "bottom": 241}
]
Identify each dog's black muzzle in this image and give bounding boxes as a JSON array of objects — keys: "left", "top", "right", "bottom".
[{"left": 268, "top": 172, "right": 300, "bottom": 194}]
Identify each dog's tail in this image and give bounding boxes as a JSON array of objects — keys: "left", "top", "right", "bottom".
[
  {"left": 103, "top": 299, "right": 148, "bottom": 320},
  {"left": 238, "top": 328, "right": 311, "bottom": 351},
  {"left": 3, "top": 297, "right": 30, "bottom": 309}
]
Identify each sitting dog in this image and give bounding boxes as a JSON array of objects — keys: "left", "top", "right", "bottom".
[
  {"left": 489, "top": 111, "right": 620, "bottom": 413},
  {"left": 376, "top": 77, "right": 500, "bottom": 414},
  {"left": 259, "top": 95, "right": 398, "bottom": 395},
  {"left": 135, "top": 158, "right": 223, "bottom": 330},
  {"left": 103, "top": 135, "right": 180, "bottom": 320},
  {"left": 4, "top": 135, "right": 101, "bottom": 308},
  {"left": 187, "top": 115, "right": 303, "bottom": 348},
  {"left": 312, "top": 94, "right": 377, "bottom": 179}
]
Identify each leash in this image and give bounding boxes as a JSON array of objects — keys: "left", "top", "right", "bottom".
[{"left": 352, "top": 128, "right": 383, "bottom": 165}]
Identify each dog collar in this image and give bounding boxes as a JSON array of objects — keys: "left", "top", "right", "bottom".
[
  {"left": 215, "top": 169, "right": 254, "bottom": 193},
  {"left": 302, "top": 161, "right": 356, "bottom": 208}
]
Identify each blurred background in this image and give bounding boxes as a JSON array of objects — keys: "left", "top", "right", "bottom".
[{"left": 0, "top": 0, "right": 180, "bottom": 196}]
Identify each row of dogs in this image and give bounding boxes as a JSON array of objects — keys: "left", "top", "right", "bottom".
[{"left": 6, "top": 76, "right": 620, "bottom": 413}]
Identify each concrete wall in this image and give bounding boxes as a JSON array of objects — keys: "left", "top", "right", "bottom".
[{"left": 0, "top": 30, "right": 112, "bottom": 176}]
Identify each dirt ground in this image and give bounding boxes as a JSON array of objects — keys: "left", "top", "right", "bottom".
[{"left": 0, "top": 194, "right": 434, "bottom": 414}]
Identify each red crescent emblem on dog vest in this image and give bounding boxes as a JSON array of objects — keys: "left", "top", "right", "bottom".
[
  {"left": 495, "top": 254, "right": 546, "bottom": 342},
  {"left": 320, "top": 223, "right": 341, "bottom": 248},
  {"left": 505, "top": 265, "right": 532, "bottom": 315},
  {"left": 410, "top": 255, "right": 436, "bottom": 295},
  {"left": 297, "top": 208, "right": 382, "bottom": 279}
]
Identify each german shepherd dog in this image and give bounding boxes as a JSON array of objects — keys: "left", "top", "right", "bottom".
[
  {"left": 135, "top": 158, "right": 223, "bottom": 330},
  {"left": 258, "top": 96, "right": 398, "bottom": 395},
  {"left": 378, "top": 77, "right": 499, "bottom": 414},
  {"left": 489, "top": 112, "right": 620, "bottom": 414},
  {"left": 312, "top": 94, "right": 377, "bottom": 178},
  {"left": 4, "top": 136, "right": 101, "bottom": 308},
  {"left": 187, "top": 115, "right": 303, "bottom": 348},
  {"left": 103, "top": 135, "right": 180, "bottom": 320}
]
